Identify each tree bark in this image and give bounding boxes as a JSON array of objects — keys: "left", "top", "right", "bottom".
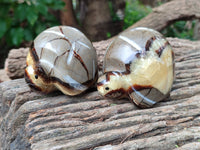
[
  {"left": 140, "top": 0, "right": 172, "bottom": 7},
  {"left": 194, "top": 19, "right": 200, "bottom": 40},
  {"left": 110, "top": 0, "right": 125, "bottom": 20},
  {"left": 82, "top": 0, "right": 122, "bottom": 41},
  {"left": 4, "top": 48, "right": 28, "bottom": 79},
  {"left": 1, "top": 37, "right": 200, "bottom": 150},
  {"left": 0, "top": 69, "right": 9, "bottom": 83},
  {"left": 60, "top": 0, "right": 79, "bottom": 28}
]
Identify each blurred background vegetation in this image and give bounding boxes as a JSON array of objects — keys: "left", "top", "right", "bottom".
[{"left": 0, "top": 0, "right": 199, "bottom": 68}]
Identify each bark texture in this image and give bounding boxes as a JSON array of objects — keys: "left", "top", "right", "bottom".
[
  {"left": 1, "top": 38, "right": 200, "bottom": 150},
  {"left": 82, "top": 0, "right": 122, "bottom": 41},
  {"left": 60, "top": 0, "right": 79, "bottom": 28},
  {"left": 140, "top": 0, "right": 172, "bottom": 7},
  {"left": 0, "top": 69, "right": 10, "bottom": 83},
  {"left": 4, "top": 48, "right": 28, "bottom": 79}
]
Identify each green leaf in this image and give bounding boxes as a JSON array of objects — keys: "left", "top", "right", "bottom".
[
  {"left": 36, "top": 3, "right": 48, "bottom": 15},
  {"left": 27, "top": 7, "right": 38, "bottom": 26},
  {"left": 0, "top": 20, "right": 7, "bottom": 38},
  {"left": 24, "top": 28, "right": 33, "bottom": 41},
  {"left": 44, "top": 0, "right": 54, "bottom": 4},
  {"left": 110, "top": 104, "right": 117, "bottom": 106},
  {"left": 8, "top": 27, "right": 24, "bottom": 46},
  {"left": 51, "top": 1, "right": 65, "bottom": 10},
  {"left": 35, "top": 23, "right": 46, "bottom": 35},
  {"left": 14, "top": 4, "right": 27, "bottom": 22},
  {"left": 175, "top": 145, "right": 179, "bottom": 148},
  {"left": 106, "top": 32, "right": 111, "bottom": 38},
  {"left": 0, "top": 4, "right": 10, "bottom": 17}
]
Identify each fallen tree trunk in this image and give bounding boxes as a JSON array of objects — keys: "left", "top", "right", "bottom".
[
  {"left": 4, "top": 48, "right": 29, "bottom": 79},
  {"left": 0, "top": 69, "right": 10, "bottom": 83},
  {"left": 1, "top": 37, "right": 200, "bottom": 150}
]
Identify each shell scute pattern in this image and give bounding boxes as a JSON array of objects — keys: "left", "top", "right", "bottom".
[
  {"left": 25, "top": 26, "right": 98, "bottom": 96},
  {"left": 97, "top": 27, "right": 174, "bottom": 108}
]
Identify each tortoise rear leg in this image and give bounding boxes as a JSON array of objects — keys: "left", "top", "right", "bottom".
[{"left": 128, "top": 88, "right": 166, "bottom": 108}]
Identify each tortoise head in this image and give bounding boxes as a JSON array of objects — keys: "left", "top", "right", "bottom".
[
  {"left": 97, "top": 73, "right": 126, "bottom": 99},
  {"left": 24, "top": 50, "right": 56, "bottom": 93}
]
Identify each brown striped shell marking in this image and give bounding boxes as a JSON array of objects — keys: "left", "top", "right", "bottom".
[
  {"left": 97, "top": 27, "right": 174, "bottom": 108},
  {"left": 25, "top": 26, "right": 98, "bottom": 96}
]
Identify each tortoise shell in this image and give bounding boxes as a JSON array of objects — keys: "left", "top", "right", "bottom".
[
  {"left": 25, "top": 26, "right": 98, "bottom": 96},
  {"left": 97, "top": 27, "right": 174, "bottom": 108}
]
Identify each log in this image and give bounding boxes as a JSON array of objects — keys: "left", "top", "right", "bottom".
[
  {"left": 4, "top": 48, "right": 29, "bottom": 79},
  {"left": 1, "top": 37, "right": 200, "bottom": 150},
  {"left": 0, "top": 69, "right": 10, "bottom": 83}
]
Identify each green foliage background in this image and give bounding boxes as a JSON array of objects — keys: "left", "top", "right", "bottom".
[
  {"left": 0, "top": 0, "right": 65, "bottom": 47},
  {"left": 123, "top": 0, "right": 152, "bottom": 30},
  {"left": 162, "top": 20, "right": 196, "bottom": 40}
]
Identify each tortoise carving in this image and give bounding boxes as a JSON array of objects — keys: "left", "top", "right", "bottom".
[
  {"left": 97, "top": 27, "right": 175, "bottom": 108},
  {"left": 25, "top": 26, "right": 98, "bottom": 96}
]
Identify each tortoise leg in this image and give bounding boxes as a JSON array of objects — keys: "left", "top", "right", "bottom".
[{"left": 128, "top": 88, "right": 166, "bottom": 108}]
